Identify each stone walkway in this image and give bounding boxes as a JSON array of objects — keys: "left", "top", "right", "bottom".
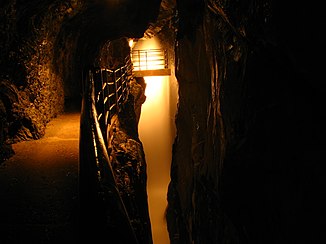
[{"left": 0, "top": 112, "right": 80, "bottom": 243}]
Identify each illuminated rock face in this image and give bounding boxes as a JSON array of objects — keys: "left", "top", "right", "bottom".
[
  {"left": 0, "top": 0, "right": 160, "bottom": 161},
  {"left": 109, "top": 95, "right": 153, "bottom": 244},
  {"left": 1, "top": 2, "right": 161, "bottom": 243}
]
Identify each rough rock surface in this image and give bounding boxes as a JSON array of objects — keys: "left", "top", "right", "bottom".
[
  {"left": 1, "top": 0, "right": 325, "bottom": 243},
  {"left": 166, "top": 1, "right": 326, "bottom": 243},
  {"left": 107, "top": 79, "right": 152, "bottom": 243},
  {"left": 0, "top": 0, "right": 161, "bottom": 162}
]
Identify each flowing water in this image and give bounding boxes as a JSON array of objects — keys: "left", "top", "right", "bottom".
[{"left": 138, "top": 75, "right": 177, "bottom": 244}]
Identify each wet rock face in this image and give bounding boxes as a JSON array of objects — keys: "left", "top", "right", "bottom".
[
  {"left": 2, "top": 0, "right": 324, "bottom": 242},
  {"left": 0, "top": 0, "right": 161, "bottom": 162},
  {"left": 108, "top": 79, "right": 152, "bottom": 243},
  {"left": 167, "top": 0, "right": 325, "bottom": 243},
  {"left": 0, "top": 0, "right": 77, "bottom": 150}
]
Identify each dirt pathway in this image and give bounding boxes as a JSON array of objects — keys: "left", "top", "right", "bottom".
[{"left": 0, "top": 112, "right": 80, "bottom": 243}]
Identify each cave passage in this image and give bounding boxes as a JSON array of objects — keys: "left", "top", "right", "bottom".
[{"left": 2, "top": 0, "right": 326, "bottom": 243}]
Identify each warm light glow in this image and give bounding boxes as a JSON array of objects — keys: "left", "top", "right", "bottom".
[
  {"left": 138, "top": 76, "right": 171, "bottom": 244},
  {"left": 134, "top": 37, "right": 159, "bottom": 50},
  {"left": 136, "top": 36, "right": 178, "bottom": 244},
  {"left": 131, "top": 37, "right": 166, "bottom": 71},
  {"left": 144, "top": 76, "right": 164, "bottom": 99},
  {"left": 128, "top": 39, "right": 134, "bottom": 48},
  {"left": 132, "top": 51, "right": 165, "bottom": 70}
]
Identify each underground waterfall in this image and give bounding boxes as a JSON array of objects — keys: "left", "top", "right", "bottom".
[{"left": 133, "top": 37, "right": 177, "bottom": 244}]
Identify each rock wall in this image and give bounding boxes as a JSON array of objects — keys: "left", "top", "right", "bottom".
[
  {"left": 167, "top": 0, "right": 325, "bottom": 243},
  {"left": 0, "top": 0, "right": 161, "bottom": 162},
  {"left": 0, "top": 0, "right": 79, "bottom": 162},
  {"left": 2, "top": 0, "right": 325, "bottom": 242},
  {"left": 108, "top": 78, "right": 152, "bottom": 243},
  {"left": 0, "top": 1, "right": 83, "bottom": 162}
]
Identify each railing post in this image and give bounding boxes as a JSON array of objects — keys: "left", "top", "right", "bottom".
[
  {"left": 114, "top": 70, "right": 119, "bottom": 113},
  {"left": 108, "top": 71, "right": 114, "bottom": 121},
  {"left": 100, "top": 69, "right": 105, "bottom": 122},
  {"left": 90, "top": 54, "right": 137, "bottom": 143},
  {"left": 80, "top": 65, "right": 140, "bottom": 244},
  {"left": 121, "top": 67, "right": 125, "bottom": 102}
]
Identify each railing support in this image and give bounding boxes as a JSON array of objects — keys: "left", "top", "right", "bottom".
[
  {"left": 79, "top": 57, "right": 138, "bottom": 243},
  {"left": 89, "top": 55, "right": 133, "bottom": 143}
]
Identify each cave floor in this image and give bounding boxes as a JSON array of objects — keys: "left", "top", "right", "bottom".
[{"left": 0, "top": 111, "right": 80, "bottom": 243}]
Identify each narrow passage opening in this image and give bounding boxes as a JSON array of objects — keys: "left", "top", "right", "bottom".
[{"left": 135, "top": 37, "right": 178, "bottom": 244}]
